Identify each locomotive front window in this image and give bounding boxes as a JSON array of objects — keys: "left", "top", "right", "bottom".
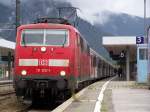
[
  {"left": 45, "top": 29, "right": 68, "bottom": 46},
  {"left": 21, "top": 29, "right": 44, "bottom": 46},
  {"left": 21, "top": 29, "right": 68, "bottom": 46}
]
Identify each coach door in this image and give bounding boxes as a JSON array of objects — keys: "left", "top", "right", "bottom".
[{"left": 137, "top": 44, "right": 148, "bottom": 83}]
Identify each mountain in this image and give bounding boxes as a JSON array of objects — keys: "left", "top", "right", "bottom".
[
  {"left": 94, "top": 11, "right": 150, "bottom": 36},
  {"left": 0, "top": 1, "right": 110, "bottom": 58},
  {"left": 0, "top": 1, "right": 149, "bottom": 59},
  {"left": 0, "top": 3, "right": 15, "bottom": 41},
  {"left": 77, "top": 18, "right": 109, "bottom": 56}
]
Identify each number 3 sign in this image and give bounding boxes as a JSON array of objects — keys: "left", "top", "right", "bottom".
[{"left": 136, "top": 36, "right": 144, "bottom": 44}]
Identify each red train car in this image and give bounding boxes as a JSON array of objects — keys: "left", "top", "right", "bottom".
[{"left": 14, "top": 18, "right": 91, "bottom": 103}]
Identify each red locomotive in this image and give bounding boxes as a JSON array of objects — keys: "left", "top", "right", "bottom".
[{"left": 14, "top": 18, "right": 115, "bottom": 103}]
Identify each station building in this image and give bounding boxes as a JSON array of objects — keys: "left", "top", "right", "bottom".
[
  {"left": 103, "top": 36, "right": 147, "bottom": 83},
  {"left": 0, "top": 37, "right": 15, "bottom": 80}
]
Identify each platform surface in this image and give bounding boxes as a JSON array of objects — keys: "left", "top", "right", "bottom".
[
  {"left": 63, "top": 81, "right": 105, "bottom": 112},
  {"left": 112, "top": 88, "right": 150, "bottom": 112},
  {"left": 53, "top": 77, "right": 150, "bottom": 112}
]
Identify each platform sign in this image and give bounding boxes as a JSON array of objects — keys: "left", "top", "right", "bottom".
[
  {"left": 120, "top": 51, "right": 125, "bottom": 58},
  {"left": 136, "top": 36, "right": 144, "bottom": 44}
]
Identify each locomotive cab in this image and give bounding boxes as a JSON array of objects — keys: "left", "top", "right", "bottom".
[{"left": 14, "top": 19, "right": 77, "bottom": 103}]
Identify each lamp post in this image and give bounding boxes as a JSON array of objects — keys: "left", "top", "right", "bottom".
[
  {"left": 16, "top": 0, "right": 20, "bottom": 33},
  {"left": 148, "top": 26, "right": 150, "bottom": 86}
]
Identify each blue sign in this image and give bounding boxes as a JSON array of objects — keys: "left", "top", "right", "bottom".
[{"left": 136, "top": 36, "right": 144, "bottom": 44}]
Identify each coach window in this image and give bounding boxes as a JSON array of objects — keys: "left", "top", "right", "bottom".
[
  {"left": 83, "top": 39, "right": 88, "bottom": 53},
  {"left": 87, "top": 45, "right": 90, "bottom": 54},
  {"left": 98, "top": 60, "right": 101, "bottom": 68},
  {"left": 93, "top": 56, "right": 96, "bottom": 67},
  {"left": 83, "top": 40, "right": 86, "bottom": 52},
  {"left": 77, "top": 34, "right": 80, "bottom": 45},
  {"left": 80, "top": 36, "right": 84, "bottom": 52}
]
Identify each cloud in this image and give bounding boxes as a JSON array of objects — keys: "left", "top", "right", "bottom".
[
  {"left": 1, "top": 0, "right": 149, "bottom": 24},
  {"left": 0, "top": 0, "right": 12, "bottom": 6},
  {"left": 0, "top": 0, "right": 29, "bottom": 6},
  {"left": 64, "top": 0, "right": 150, "bottom": 24}
]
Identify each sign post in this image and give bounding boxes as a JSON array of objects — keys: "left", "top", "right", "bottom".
[{"left": 148, "top": 26, "right": 150, "bottom": 87}]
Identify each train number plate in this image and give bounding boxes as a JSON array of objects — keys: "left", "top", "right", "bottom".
[{"left": 36, "top": 68, "right": 50, "bottom": 73}]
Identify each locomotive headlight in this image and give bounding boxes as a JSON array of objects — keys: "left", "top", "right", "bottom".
[
  {"left": 21, "top": 70, "right": 27, "bottom": 76},
  {"left": 41, "top": 47, "right": 46, "bottom": 52},
  {"left": 60, "top": 71, "right": 66, "bottom": 76}
]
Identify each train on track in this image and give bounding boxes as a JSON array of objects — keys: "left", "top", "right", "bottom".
[{"left": 13, "top": 18, "right": 116, "bottom": 104}]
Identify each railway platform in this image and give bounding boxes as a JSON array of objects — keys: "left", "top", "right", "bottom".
[
  {"left": 52, "top": 76, "right": 150, "bottom": 112},
  {"left": 0, "top": 80, "right": 12, "bottom": 84}
]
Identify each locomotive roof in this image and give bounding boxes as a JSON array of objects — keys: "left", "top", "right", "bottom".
[
  {"left": 17, "top": 23, "right": 79, "bottom": 33},
  {"left": 35, "top": 18, "right": 71, "bottom": 25}
]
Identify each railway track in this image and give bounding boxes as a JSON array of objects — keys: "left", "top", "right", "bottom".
[
  {"left": 25, "top": 99, "right": 65, "bottom": 112},
  {"left": 0, "top": 81, "right": 13, "bottom": 89},
  {"left": 0, "top": 82, "right": 14, "bottom": 95},
  {"left": 0, "top": 89, "right": 15, "bottom": 102},
  {"left": 0, "top": 91, "right": 15, "bottom": 96},
  {"left": 0, "top": 78, "right": 113, "bottom": 112},
  {"left": 0, "top": 80, "right": 15, "bottom": 102},
  {"left": 0, "top": 80, "right": 13, "bottom": 85},
  {"left": 15, "top": 105, "right": 32, "bottom": 112},
  {"left": 0, "top": 83, "right": 12, "bottom": 87}
]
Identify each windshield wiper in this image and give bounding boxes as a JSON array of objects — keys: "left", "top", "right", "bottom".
[{"left": 62, "top": 32, "right": 67, "bottom": 47}]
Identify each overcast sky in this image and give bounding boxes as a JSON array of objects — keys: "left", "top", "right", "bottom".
[
  {"left": 0, "top": 0, "right": 149, "bottom": 24},
  {"left": 66, "top": 0, "right": 150, "bottom": 17},
  {"left": 65, "top": 0, "right": 150, "bottom": 23}
]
